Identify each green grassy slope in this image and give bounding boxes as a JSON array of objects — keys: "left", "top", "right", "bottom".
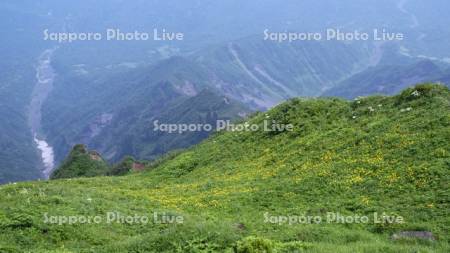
[{"left": 0, "top": 84, "right": 449, "bottom": 252}]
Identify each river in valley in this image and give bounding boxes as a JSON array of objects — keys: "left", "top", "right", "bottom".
[{"left": 29, "top": 49, "right": 56, "bottom": 179}]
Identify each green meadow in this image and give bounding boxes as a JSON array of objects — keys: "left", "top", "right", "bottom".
[{"left": 0, "top": 84, "right": 449, "bottom": 252}]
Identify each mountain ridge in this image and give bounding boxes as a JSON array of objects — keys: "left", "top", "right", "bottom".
[{"left": 323, "top": 60, "right": 449, "bottom": 98}]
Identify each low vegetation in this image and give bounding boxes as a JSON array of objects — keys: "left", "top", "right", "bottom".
[{"left": 0, "top": 84, "right": 449, "bottom": 252}]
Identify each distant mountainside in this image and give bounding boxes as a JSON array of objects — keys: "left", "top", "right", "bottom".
[
  {"left": 41, "top": 56, "right": 251, "bottom": 164},
  {"left": 0, "top": 56, "right": 43, "bottom": 184},
  {"left": 435, "top": 68, "right": 450, "bottom": 84},
  {"left": 40, "top": 37, "right": 383, "bottom": 166},
  {"left": 0, "top": 5, "right": 52, "bottom": 183},
  {"left": 192, "top": 38, "right": 379, "bottom": 108},
  {"left": 323, "top": 60, "right": 450, "bottom": 98},
  {"left": 1, "top": 84, "right": 448, "bottom": 252},
  {"left": 85, "top": 88, "right": 249, "bottom": 162}
]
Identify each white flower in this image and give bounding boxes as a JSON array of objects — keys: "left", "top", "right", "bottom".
[
  {"left": 378, "top": 104, "right": 383, "bottom": 107},
  {"left": 400, "top": 107, "right": 412, "bottom": 112},
  {"left": 411, "top": 90, "right": 421, "bottom": 97},
  {"left": 368, "top": 106, "right": 375, "bottom": 112},
  {"left": 352, "top": 116, "right": 357, "bottom": 119}
]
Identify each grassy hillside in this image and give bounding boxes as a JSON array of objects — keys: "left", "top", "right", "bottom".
[{"left": 0, "top": 84, "right": 449, "bottom": 252}]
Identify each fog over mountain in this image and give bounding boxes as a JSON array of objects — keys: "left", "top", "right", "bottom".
[
  {"left": 0, "top": 0, "right": 449, "bottom": 181},
  {"left": 1, "top": 1, "right": 450, "bottom": 252}
]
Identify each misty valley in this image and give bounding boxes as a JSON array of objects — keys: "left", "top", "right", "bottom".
[{"left": 0, "top": 0, "right": 449, "bottom": 252}]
